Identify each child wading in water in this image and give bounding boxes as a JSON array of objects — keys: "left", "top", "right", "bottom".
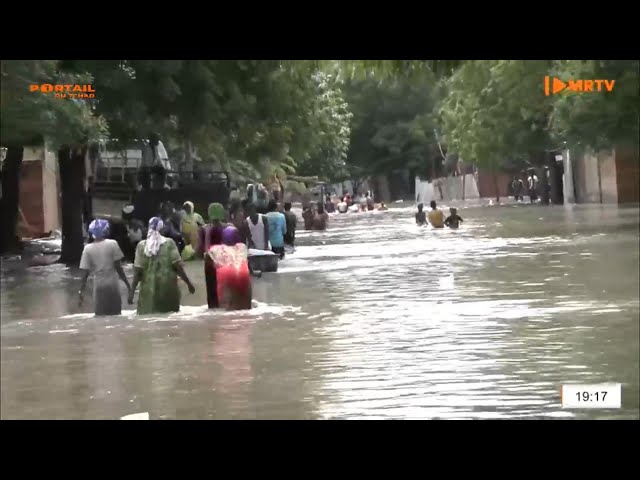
[
  {"left": 415, "top": 203, "right": 427, "bottom": 226},
  {"left": 444, "top": 208, "right": 464, "bottom": 229}
]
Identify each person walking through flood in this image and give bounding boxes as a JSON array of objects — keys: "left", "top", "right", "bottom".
[
  {"left": 313, "top": 202, "right": 329, "bottom": 230},
  {"left": 197, "top": 203, "right": 227, "bottom": 309},
  {"left": 121, "top": 205, "right": 145, "bottom": 262},
  {"left": 265, "top": 199, "right": 287, "bottom": 259},
  {"left": 180, "top": 201, "right": 205, "bottom": 248},
  {"left": 325, "top": 194, "right": 336, "bottom": 213},
  {"left": 208, "top": 226, "right": 252, "bottom": 310},
  {"left": 283, "top": 202, "right": 297, "bottom": 248},
  {"left": 366, "top": 192, "right": 375, "bottom": 211},
  {"left": 444, "top": 207, "right": 464, "bottom": 229},
  {"left": 79, "top": 219, "right": 132, "bottom": 315},
  {"left": 427, "top": 200, "right": 445, "bottom": 228},
  {"left": 302, "top": 205, "right": 316, "bottom": 229},
  {"left": 511, "top": 176, "right": 524, "bottom": 202},
  {"left": 245, "top": 202, "right": 270, "bottom": 251},
  {"left": 527, "top": 170, "right": 539, "bottom": 203},
  {"left": 159, "top": 202, "right": 186, "bottom": 254},
  {"left": 415, "top": 203, "right": 427, "bottom": 226},
  {"left": 129, "top": 217, "right": 195, "bottom": 314}
]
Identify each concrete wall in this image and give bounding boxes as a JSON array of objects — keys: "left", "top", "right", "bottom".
[
  {"left": 573, "top": 149, "right": 618, "bottom": 204},
  {"left": 17, "top": 144, "right": 61, "bottom": 237},
  {"left": 615, "top": 145, "right": 640, "bottom": 203},
  {"left": 415, "top": 174, "right": 479, "bottom": 204}
]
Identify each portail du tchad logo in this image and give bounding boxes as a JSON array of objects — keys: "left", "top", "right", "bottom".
[
  {"left": 544, "top": 76, "right": 615, "bottom": 96},
  {"left": 30, "top": 84, "right": 95, "bottom": 99}
]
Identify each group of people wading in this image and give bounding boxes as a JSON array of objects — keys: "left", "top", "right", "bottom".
[
  {"left": 79, "top": 197, "right": 304, "bottom": 317},
  {"left": 415, "top": 200, "right": 463, "bottom": 229}
]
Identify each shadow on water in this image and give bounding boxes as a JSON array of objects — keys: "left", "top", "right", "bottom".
[{"left": 1, "top": 202, "right": 639, "bottom": 419}]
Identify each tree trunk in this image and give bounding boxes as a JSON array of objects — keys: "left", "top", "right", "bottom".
[
  {"left": 462, "top": 172, "right": 466, "bottom": 201},
  {"left": 184, "top": 138, "right": 193, "bottom": 181},
  {"left": 596, "top": 153, "right": 603, "bottom": 204},
  {"left": 58, "top": 145, "right": 87, "bottom": 265},
  {"left": 0, "top": 146, "right": 24, "bottom": 253}
]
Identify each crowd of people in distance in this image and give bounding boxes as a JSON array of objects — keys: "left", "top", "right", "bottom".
[
  {"left": 415, "top": 201, "right": 463, "bottom": 229},
  {"left": 80, "top": 197, "right": 304, "bottom": 318}
]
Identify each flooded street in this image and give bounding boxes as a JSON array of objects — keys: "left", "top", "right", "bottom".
[{"left": 1, "top": 202, "right": 639, "bottom": 420}]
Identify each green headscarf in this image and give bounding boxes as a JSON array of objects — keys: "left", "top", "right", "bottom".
[{"left": 208, "top": 202, "right": 225, "bottom": 222}]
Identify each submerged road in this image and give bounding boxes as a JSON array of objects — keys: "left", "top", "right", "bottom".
[{"left": 1, "top": 202, "right": 639, "bottom": 419}]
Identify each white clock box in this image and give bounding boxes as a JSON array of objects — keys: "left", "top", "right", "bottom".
[{"left": 561, "top": 383, "right": 622, "bottom": 409}]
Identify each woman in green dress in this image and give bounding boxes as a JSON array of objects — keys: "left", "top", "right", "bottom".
[{"left": 128, "top": 217, "right": 196, "bottom": 314}]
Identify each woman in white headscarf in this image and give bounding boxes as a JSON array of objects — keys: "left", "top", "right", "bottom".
[{"left": 129, "top": 217, "right": 195, "bottom": 314}]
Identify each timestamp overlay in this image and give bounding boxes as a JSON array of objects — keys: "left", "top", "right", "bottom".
[{"left": 561, "top": 383, "right": 622, "bottom": 409}]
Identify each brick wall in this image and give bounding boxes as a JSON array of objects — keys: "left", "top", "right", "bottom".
[
  {"left": 476, "top": 170, "right": 512, "bottom": 199},
  {"left": 615, "top": 146, "right": 640, "bottom": 204},
  {"left": 17, "top": 161, "right": 44, "bottom": 238}
]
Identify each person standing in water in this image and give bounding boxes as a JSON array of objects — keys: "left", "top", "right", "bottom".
[
  {"left": 444, "top": 207, "right": 464, "bottom": 229},
  {"left": 302, "top": 205, "right": 316, "bottom": 228},
  {"left": 265, "top": 199, "right": 287, "bottom": 259},
  {"left": 197, "top": 203, "right": 227, "bottom": 309},
  {"left": 129, "top": 217, "right": 195, "bottom": 314},
  {"left": 208, "top": 226, "right": 252, "bottom": 310},
  {"left": 313, "top": 202, "right": 329, "bottom": 230},
  {"left": 325, "top": 194, "right": 336, "bottom": 213},
  {"left": 245, "top": 202, "right": 270, "bottom": 251},
  {"left": 79, "top": 219, "right": 132, "bottom": 315},
  {"left": 180, "top": 201, "right": 205, "bottom": 248},
  {"left": 427, "top": 200, "right": 445, "bottom": 228},
  {"left": 283, "top": 202, "right": 297, "bottom": 249},
  {"left": 415, "top": 203, "right": 427, "bottom": 226}
]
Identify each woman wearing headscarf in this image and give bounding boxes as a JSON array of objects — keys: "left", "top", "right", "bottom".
[
  {"left": 180, "top": 201, "right": 204, "bottom": 248},
  {"left": 129, "top": 217, "right": 196, "bottom": 314},
  {"left": 79, "top": 219, "right": 132, "bottom": 316},
  {"left": 197, "top": 203, "right": 227, "bottom": 309},
  {"left": 208, "top": 226, "right": 252, "bottom": 310}
]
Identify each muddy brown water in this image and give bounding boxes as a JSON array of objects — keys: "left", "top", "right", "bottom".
[{"left": 1, "top": 202, "right": 638, "bottom": 419}]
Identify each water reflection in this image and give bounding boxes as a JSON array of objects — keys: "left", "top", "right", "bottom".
[{"left": 1, "top": 203, "right": 639, "bottom": 419}]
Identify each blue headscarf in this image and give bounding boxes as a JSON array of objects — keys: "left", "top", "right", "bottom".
[{"left": 88, "top": 218, "right": 110, "bottom": 240}]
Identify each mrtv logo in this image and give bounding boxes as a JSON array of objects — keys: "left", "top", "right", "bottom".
[
  {"left": 544, "top": 76, "right": 615, "bottom": 96},
  {"left": 30, "top": 84, "right": 95, "bottom": 99}
]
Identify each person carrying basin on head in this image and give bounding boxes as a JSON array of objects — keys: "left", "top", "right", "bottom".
[
  {"left": 79, "top": 219, "right": 132, "bottom": 316},
  {"left": 266, "top": 199, "right": 287, "bottom": 259},
  {"left": 208, "top": 226, "right": 252, "bottom": 310},
  {"left": 415, "top": 203, "right": 427, "bottom": 226},
  {"left": 444, "top": 207, "right": 464, "bottom": 229},
  {"left": 198, "top": 203, "right": 227, "bottom": 309},
  {"left": 129, "top": 217, "right": 195, "bottom": 315},
  {"left": 428, "top": 200, "right": 445, "bottom": 228}
]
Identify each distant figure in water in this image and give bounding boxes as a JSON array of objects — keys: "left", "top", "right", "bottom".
[
  {"left": 337, "top": 199, "right": 348, "bottom": 214},
  {"left": 325, "top": 194, "right": 336, "bottom": 213},
  {"left": 366, "top": 192, "right": 375, "bottom": 211},
  {"left": 283, "top": 202, "right": 297, "bottom": 248},
  {"left": 444, "top": 207, "right": 464, "bottom": 229},
  {"left": 79, "top": 219, "right": 131, "bottom": 315},
  {"left": 313, "top": 202, "right": 329, "bottom": 230},
  {"left": 130, "top": 217, "right": 195, "bottom": 314},
  {"left": 377, "top": 202, "right": 388, "bottom": 211},
  {"left": 428, "top": 200, "right": 445, "bottom": 228},
  {"left": 302, "top": 205, "right": 315, "bottom": 229},
  {"left": 208, "top": 226, "right": 252, "bottom": 310},
  {"left": 415, "top": 203, "right": 427, "bottom": 226}
]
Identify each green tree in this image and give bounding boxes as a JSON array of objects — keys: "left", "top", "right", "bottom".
[
  {"left": 344, "top": 72, "right": 442, "bottom": 191},
  {"left": 1, "top": 60, "right": 105, "bottom": 254},
  {"left": 550, "top": 60, "right": 640, "bottom": 150}
]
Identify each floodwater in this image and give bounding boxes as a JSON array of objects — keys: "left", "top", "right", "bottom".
[{"left": 1, "top": 202, "right": 639, "bottom": 420}]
